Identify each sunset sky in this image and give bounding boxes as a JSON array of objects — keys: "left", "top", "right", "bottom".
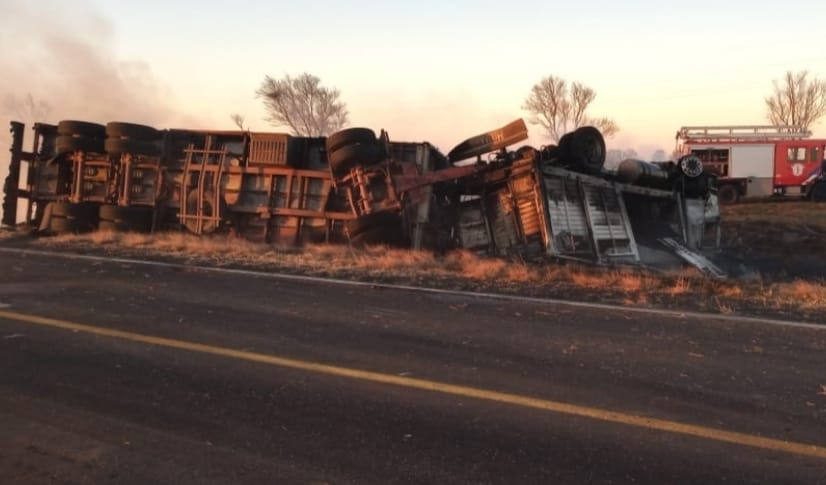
[{"left": 2, "top": 0, "right": 826, "bottom": 194}]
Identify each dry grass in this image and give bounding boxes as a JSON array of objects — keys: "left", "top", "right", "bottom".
[
  {"left": 15, "top": 227, "right": 826, "bottom": 321},
  {"left": 722, "top": 201, "right": 826, "bottom": 229}
]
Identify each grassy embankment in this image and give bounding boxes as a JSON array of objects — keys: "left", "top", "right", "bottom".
[{"left": 4, "top": 200, "right": 822, "bottom": 322}]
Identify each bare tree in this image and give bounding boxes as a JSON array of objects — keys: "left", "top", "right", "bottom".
[
  {"left": 256, "top": 73, "right": 348, "bottom": 137},
  {"left": 522, "top": 75, "right": 618, "bottom": 143},
  {"left": 230, "top": 113, "right": 247, "bottom": 130},
  {"left": 765, "top": 70, "right": 826, "bottom": 129},
  {"left": 3, "top": 93, "right": 52, "bottom": 122}
]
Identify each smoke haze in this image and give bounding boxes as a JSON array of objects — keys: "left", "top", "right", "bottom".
[{"left": 0, "top": 0, "right": 183, "bottom": 224}]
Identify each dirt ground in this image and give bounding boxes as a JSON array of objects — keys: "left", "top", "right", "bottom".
[{"left": 1, "top": 199, "right": 825, "bottom": 323}]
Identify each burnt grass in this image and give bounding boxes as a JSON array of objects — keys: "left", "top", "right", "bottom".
[{"left": 1, "top": 199, "right": 825, "bottom": 325}]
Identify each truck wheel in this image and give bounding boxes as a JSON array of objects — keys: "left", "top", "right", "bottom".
[
  {"left": 98, "top": 220, "right": 130, "bottom": 232},
  {"left": 99, "top": 204, "right": 153, "bottom": 232},
  {"left": 48, "top": 215, "right": 75, "bottom": 234},
  {"left": 99, "top": 204, "right": 126, "bottom": 221},
  {"left": 56, "top": 135, "right": 105, "bottom": 154},
  {"left": 717, "top": 184, "right": 739, "bottom": 205},
  {"left": 52, "top": 201, "right": 99, "bottom": 221},
  {"left": 104, "top": 138, "right": 160, "bottom": 156},
  {"left": 105, "top": 122, "right": 161, "bottom": 141},
  {"left": 326, "top": 128, "right": 376, "bottom": 153},
  {"left": 57, "top": 120, "right": 106, "bottom": 139},
  {"left": 347, "top": 212, "right": 405, "bottom": 247},
  {"left": 565, "top": 126, "right": 606, "bottom": 174},
  {"left": 328, "top": 142, "right": 385, "bottom": 177},
  {"left": 810, "top": 182, "right": 826, "bottom": 202},
  {"left": 50, "top": 202, "right": 72, "bottom": 217}
]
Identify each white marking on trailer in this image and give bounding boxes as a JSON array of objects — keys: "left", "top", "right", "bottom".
[
  {"left": 0, "top": 302, "right": 10, "bottom": 309},
  {"left": 0, "top": 247, "right": 823, "bottom": 331}
]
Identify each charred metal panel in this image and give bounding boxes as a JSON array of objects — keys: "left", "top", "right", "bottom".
[
  {"left": 581, "top": 186, "right": 639, "bottom": 262},
  {"left": 543, "top": 177, "right": 594, "bottom": 258},
  {"left": 488, "top": 191, "right": 521, "bottom": 256},
  {"left": 287, "top": 137, "right": 326, "bottom": 169},
  {"left": 507, "top": 161, "right": 546, "bottom": 259},
  {"left": 456, "top": 199, "right": 491, "bottom": 252}
]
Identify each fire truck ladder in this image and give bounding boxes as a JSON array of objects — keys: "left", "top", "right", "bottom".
[
  {"left": 676, "top": 125, "right": 812, "bottom": 143},
  {"left": 179, "top": 137, "right": 226, "bottom": 234}
]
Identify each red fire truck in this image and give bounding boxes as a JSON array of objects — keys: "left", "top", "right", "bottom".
[{"left": 675, "top": 125, "right": 826, "bottom": 203}]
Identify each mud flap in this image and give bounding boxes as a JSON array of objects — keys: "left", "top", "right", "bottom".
[{"left": 659, "top": 237, "right": 726, "bottom": 279}]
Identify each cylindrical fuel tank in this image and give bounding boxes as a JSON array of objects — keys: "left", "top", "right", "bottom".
[{"left": 616, "top": 159, "right": 671, "bottom": 187}]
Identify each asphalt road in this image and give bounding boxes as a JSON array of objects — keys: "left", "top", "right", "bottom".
[{"left": 0, "top": 249, "right": 825, "bottom": 484}]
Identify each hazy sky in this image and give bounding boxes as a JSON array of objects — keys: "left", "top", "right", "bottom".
[{"left": 2, "top": 0, "right": 826, "bottom": 159}]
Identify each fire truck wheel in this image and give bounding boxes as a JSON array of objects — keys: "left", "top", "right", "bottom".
[
  {"left": 717, "top": 184, "right": 739, "bottom": 205},
  {"left": 810, "top": 182, "right": 826, "bottom": 202},
  {"left": 105, "top": 122, "right": 161, "bottom": 141},
  {"left": 57, "top": 120, "right": 106, "bottom": 139},
  {"left": 56, "top": 135, "right": 105, "bottom": 154},
  {"left": 326, "top": 128, "right": 376, "bottom": 153},
  {"left": 328, "top": 142, "right": 386, "bottom": 176},
  {"left": 565, "top": 126, "right": 606, "bottom": 174},
  {"left": 104, "top": 138, "right": 160, "bottom": 156}
]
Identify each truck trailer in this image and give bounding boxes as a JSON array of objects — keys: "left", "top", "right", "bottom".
[{"left": 3, "top": 118, "right": 723, "bottom": 274}]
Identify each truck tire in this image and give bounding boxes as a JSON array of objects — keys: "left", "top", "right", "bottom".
[
  {"left": 57, "top": 120, "right": 106, "bottom": 139},
  {"left": 810, "top": 182, "right": 826, "bottom": 202},
  {"left": 52, "top": 201, "right": 99, "bottom": 220},
  {"left": 98, "top": 220, "right": 130, "bottom": 232},
  {"left": 563, "top": 126, "right": 606, "bottom": 174},
  {"left": 105, "top": 122, "right": 161, "bottom": 141},
  {"left": 347, "top": 211, "right": 404, "bottom": 247},
  {"left": 48, "top": 215, "right": 75, "bottom": 234},
  {"left": 99, "top": 204, "right": 153, "bottom": 232},
  {"left": 104, "top": 138, "right": 160, "bottom": 156},
  {"left": 447, "top": 119, "right": 528, "bottom": 163},
  {"left": 99, "top": 204, "right": 128, "bottom": 221},
  {"left": 717, "top": 184, "right": 739, "bottom": 205},
  {"left": 56, "top": 135, "right": 105, "bottom": 154},
  {"left": 50, "top": 202, "right": 72, "bottom": 217},
  {"left": 326, "top": 128, "right": 376, "bottom": 153},
  {"left": 328, "top": 142, "right": 385, "bottom": 176},
  {"left": 48, "top": 213, "right": 95, "bottom": 234}
]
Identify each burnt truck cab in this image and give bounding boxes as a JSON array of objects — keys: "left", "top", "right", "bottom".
[{"left": 327, "top": 120, "right": 723, "bottom": 275}]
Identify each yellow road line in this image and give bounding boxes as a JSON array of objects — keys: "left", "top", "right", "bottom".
[{"left": 2, "top": 308, "right": 825, "bottom": 460}]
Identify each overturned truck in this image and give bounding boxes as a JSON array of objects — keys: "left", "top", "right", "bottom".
[{"left": 3, "top": 118, "right": 721, "bottom": 273}]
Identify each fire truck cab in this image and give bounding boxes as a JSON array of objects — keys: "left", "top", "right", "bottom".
[{"left": 676, "top": 125, "right": 826, "bottom": 203}]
